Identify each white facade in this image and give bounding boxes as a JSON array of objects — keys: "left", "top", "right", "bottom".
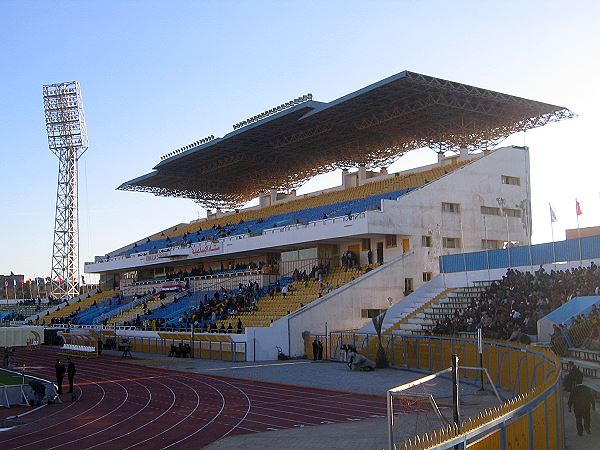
[
  {"left": 81, "top": 146, "right": 535, "bottom": 359},
  {"left": 86, "top": 146, "right": 530, "bottom": 289}
]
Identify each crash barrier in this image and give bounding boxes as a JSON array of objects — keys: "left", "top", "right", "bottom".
[
  {"left": 329, "top": 332, "right": 563, "bottom": 450},
  {"left": 0, "top": 368, "right": 59, "bottom": 407}
]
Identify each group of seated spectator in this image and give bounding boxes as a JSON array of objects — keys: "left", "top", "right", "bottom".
[
  {"left": 431, "top": 263, "right": 600, "bottom": 340},
  {"left": 162, "top": 284, "right": 256, "bottom": 332}
]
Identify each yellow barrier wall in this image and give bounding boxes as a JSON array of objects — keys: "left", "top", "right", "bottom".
[{"left": 329, "top": 333, "right": 563, "bottom": 450}]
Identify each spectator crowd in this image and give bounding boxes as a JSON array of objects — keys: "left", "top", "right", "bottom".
[{"left": 432, "top": 263, "right": 600, "bottom": 341}]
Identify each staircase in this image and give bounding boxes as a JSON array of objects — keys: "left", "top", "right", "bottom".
[{"left": 392, "top": 282, "right": 491, "bottom": 335}]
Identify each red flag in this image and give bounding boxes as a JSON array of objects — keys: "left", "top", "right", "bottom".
[{"left": 576, "top": 199, "right": 582, "bottom": 216}]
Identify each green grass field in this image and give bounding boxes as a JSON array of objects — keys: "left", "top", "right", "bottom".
[{"left": 0, "top": 368, "right": 25, "bottom": 386}]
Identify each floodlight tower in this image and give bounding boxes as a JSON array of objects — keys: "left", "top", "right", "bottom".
[{"left": 42, "top": 81, "right": 88, "bottom": 299}]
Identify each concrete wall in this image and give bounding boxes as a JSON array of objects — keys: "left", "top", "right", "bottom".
[
  {"left": 362, "top": 145, "right": 530, "bottom": 295},
  {"left": 248, "top": 252, "right": 416, "bottom": 358}
]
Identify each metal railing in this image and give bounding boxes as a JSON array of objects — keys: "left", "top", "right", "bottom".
[
  {"left": 440, "top": 235, "right": 600, "bottom": 273},
  {"left": 328, "top": 332, "right": 563, "bottom": 450},
  {"left": 112, "top": 335, "right": 246, "bottom": 362}
]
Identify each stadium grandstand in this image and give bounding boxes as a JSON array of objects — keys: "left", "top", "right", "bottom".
[
  {"left": 79, "top": 70, "right": 577, "bottom": 361},
  {"left": 6, "top": 70, "right": 599, "bottom": 449}
]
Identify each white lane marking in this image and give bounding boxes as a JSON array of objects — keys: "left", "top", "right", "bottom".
[{"left": 205, "top": 361, "right": 312, "bottom": 371}]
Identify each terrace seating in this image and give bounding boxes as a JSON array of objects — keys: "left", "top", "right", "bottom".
[
  {"left": 108, "top": 291, "right": 179, "bottom": 326},
  {"left": 74, "top": 295, "right": 135, "bottom": 325},
  {"left": 217, "top": 266, "right": 366, "bottom": 329},
  {"left": 146, "top": 290, "right": 213, "bottom": 324},
  {"left": 117, "top": 160, "right": 469, "bottom": 257},
  {"left": 40, "top": 291, "right": 117, "bottom": 325},
  {"left": 0, "top": 303, "right": 40, "bottom": 321},
  {"left": 391, "top": 263, "right": 600, "bottom": 341}
]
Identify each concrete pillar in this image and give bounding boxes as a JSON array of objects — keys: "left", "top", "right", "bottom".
[{"left": 358, "top": 166, "right": 367, "bottom": 183}]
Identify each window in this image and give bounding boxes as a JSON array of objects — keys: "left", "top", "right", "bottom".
[
  {"left": 404, "top": 278, "right": 413, "bottom": 293},
  {"left": 421, "top": 235, "right": 432, "bottom": 247},
  {"left": 423, "top": 272, "right": 432, "bottom": 282},
  {"left": 385, "top": 234, "right": 397, "bottom": 248},
  {"left": 482, "top": 239, "right": 503, "bottom": 249},
  {"left": 501, "top": 175, "right": 520, "bottom": 186},
  {"left": 443, "top": 237, "right": 461, "bottom": 249},
  {"left": 442, "top": 202, "right": 460, "bottom": 213},
  {"left": 504, "top": 208, "right": 522, "bottom": 218},
  {"left": 361, "top": 238, "right": 371, "bottom": 251},
  {"left": 481, "top": 206, "right": 501, "bottom": 216},
  {"left": 361, "top": 308, "right": 386, "bottom": 319}
]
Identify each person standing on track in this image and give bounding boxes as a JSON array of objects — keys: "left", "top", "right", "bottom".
[
  {"left": 317, "top": 340, "right": 324, "bottom": 360},
  {"left": 568, "top": 375, "right": 596, "bottom": 436},
  {"left": 67, "top": 357, "right": 76, "bottom": 393},
  {"left": 55, "top": 359, "right": 66, "bottom": 395},
  {"left": 312, "top": 338, "right": 318, "bottom": 360}
]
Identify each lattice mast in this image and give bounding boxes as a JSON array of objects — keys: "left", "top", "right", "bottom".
[{"left": 43, "top": 81, "right": 88, "bottom": 298}]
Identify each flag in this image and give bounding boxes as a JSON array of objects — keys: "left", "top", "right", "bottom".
[
  {"left": 549, "top": 204, "right": 557, "bottom": 223},
  {"left": 13, "top": 279, "right": 16, "bottom": 286},
  {"left": 20, "top": 278, "right": 24, "bottom": 285},
  {"left": 576, "top": 199, "right": 582, "bottom": 216},
  {"left": 3, "top": 280, "right": 7, "bottom": 287}
]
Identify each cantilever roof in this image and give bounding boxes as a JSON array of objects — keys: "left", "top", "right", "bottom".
[{"left": 118, "top": 70, "right": 574, "bottom": 207}]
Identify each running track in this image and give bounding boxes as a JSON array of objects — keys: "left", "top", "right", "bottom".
[{"left": 0, "top": 347, "right": 423, "bottom": 449}]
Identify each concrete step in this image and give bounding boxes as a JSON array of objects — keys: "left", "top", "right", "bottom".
[
  {"left": 562, "top": 357, "right": 600, "bottom": 379},
  {"left": 568, "top": 348, "right": 600, "bottom": 364}
]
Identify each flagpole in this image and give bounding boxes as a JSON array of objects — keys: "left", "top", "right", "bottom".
[
  {"left": 550, "top": 203, "right": 557, "bottom": 270},
  {"left": 484, "top": 216, "right": 490, "bottom": 282},
  {"left": 460, "top": 214, "right": 469, "bottom": 286},
  {"left": 576, "top": 199, "right": 582, "bottom": 265},
  {"left": 520, "top": 200, "right": 533, "bottom": 272}
]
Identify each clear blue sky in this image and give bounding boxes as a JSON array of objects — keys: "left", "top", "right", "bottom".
[{"left": 1, "top": 0, "right": 599, "bottom": 281}]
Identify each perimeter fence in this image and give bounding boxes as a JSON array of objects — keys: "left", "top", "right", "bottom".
[{"left": 328, "top": 332, "right": 563, "bottom": 450}]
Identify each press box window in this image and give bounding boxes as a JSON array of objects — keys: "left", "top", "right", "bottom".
[
  {"left": 504, "top": 208, "right": 522, "bottom": 218},
  {"left": 442, "top": 202, "right": 460, "bottom": 213},
  {"left": 443, "top": 237, "right": 461, "bottom": 248},
  {"left": 501, "top": 175, "right": 520, "bottom": 186},
  {"left": 482, "top": 239, "right": 503, "bottom": 249},
  {"left": 481, "top": 206, "right": 501, "bottom": 216}
]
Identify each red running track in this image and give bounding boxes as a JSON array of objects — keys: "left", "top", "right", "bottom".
[{"left": 0, "top": 347, "right": 421, "bottom": 449}]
